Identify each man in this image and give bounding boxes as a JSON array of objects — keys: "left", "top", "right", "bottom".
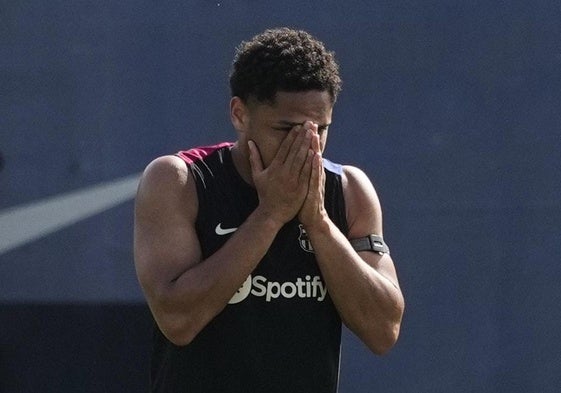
[{"left": 134, "top": 28, "right": 404, "bottom": 393}]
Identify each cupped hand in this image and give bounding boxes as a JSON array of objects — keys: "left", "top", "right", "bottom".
[
  {"left": 297, "top": 123, "right": 328, "bottom": 229},
  {"left": 249, "top": 125, "right": 314, "bottom": 226}
]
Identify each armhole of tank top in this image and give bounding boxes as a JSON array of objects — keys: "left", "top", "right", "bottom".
[
  {"left": 325, "top": 161, "right": 349, "bottom": 237},
  {"left": 173, "top": 155, "right": 204, "bottom": 229},
  {"left": 337, "top": 169, "right": 350, "bottom": 236}
]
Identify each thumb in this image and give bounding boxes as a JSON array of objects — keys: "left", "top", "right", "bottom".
[{"left": 248, "top": 140, "right": 264, "bottom": 174}]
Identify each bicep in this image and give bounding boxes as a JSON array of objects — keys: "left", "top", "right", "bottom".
[
  {"left": 343, "top": 165, "right": 383, "bottom": 239},
  {"left": 343, "top": 166, "right": 400, "bottom": 288}
]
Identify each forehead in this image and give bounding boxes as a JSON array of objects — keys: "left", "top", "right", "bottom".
[{"left": 251, "top": 90, "right": 333, "bottom": 124}]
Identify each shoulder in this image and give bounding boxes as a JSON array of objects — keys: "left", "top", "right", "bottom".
[
  {"left": 342, "top": 165, "right": 373, "bottom": 187},
  {"left": 140, "top": 155, "right": 189, "bottom": 189},
  {"left": 341, "top": 165, "right": 383, "bottom": 237},
  {"left": 135, "top": 155, "right": 197, "bottom": 221},
  {"left": 341, "top": 165, "right": 379, "bottom": 201}
]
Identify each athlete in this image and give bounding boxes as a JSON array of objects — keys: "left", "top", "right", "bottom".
[{"left": 134, "top": 28, "right": 404, "bottom": 393}]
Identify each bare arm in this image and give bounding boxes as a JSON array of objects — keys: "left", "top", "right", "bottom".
[
  {"left": 133, "top": 155, "right": 282, "bottom": 345},
  {"left": 134, "top": 127, "right": 314, "bottom": 346},
  {"left": 299, "top": 142, "right": 404, "bottom": 354}
]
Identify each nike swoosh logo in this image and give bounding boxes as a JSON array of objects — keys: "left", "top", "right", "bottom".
[
  {"left": 0, "top": 173, "right": 141, "bottom": 255},
  {"left": 215, "top": 223, "right": 238, "bottom": 235}
]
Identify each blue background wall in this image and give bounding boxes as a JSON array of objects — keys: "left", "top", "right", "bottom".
[{"left": 1, "top": 1, "right": 560, "bottom": 392}]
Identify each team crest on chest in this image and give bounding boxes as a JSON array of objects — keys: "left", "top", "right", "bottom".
[{"left": 298, "top": 224, "right": 315, "bottom": 253}]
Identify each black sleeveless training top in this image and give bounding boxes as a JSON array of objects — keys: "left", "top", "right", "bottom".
[{"left": 150, "top": 143, "right": 349, "bottom": 393}]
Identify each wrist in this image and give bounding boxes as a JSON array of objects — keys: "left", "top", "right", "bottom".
[
  {"left": 251, "top": 205, "right": 287, "bottom": 233},
  {"left": 299, "top": 212, "right": 331, "bottom": 235}
]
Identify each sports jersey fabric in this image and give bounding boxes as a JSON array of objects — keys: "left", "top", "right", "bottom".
[{"left": 150, "top": 143, "right": 349, "bottom": 393}]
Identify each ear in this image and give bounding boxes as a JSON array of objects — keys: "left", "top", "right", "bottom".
[{"left": 230, "top": 97, "right": 249, "bottom": 132}]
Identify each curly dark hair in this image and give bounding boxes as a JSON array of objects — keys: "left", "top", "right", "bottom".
[{"left": 229, "top": 28, "right": 342, "bottom": 104}]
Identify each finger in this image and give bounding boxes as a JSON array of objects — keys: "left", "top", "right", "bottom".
[
  {"left": 298, "top": 148, "right": 314, "bottom": 186},
  {"left": 310, "top": 152, "right": 324, "bottom": 194},
  {"left": 279, "top": 125, "right": 304, "bottom": 165},
  {"left": 248, "top": 140, "right": 264, "bottom": 174},
  {"left": 289, "top": 128, "right": 313, "bottom": 173},
  {"left": 303, "top": 120, "right": 317, "bottom": 133},
  {"left": 310, "top": 132, "right": 321, "bottom": 155},
  {"left": 272, "top": 127, "right": 300, "bottom": 166}
]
